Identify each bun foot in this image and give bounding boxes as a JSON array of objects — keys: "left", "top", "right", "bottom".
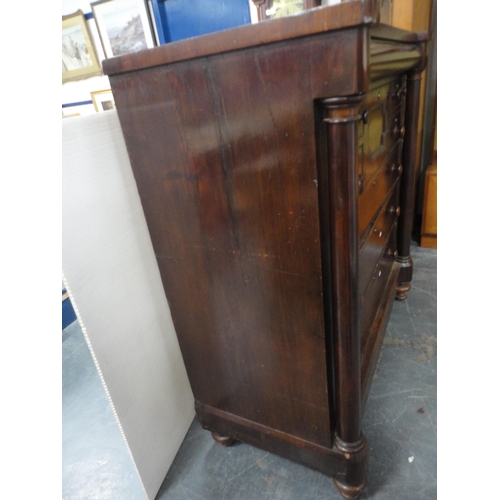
[
  {"left": 332, "top": 434, "right": 368, "bottom": 498},
  {"left": 211, "top": 432, "right": 235, "bottom": 447},
  {"left": 333, "top": 477, "right": 367, "bottom": 499},
  {"left": 396, "top": 282, "right": 411, "bottom": 301}
]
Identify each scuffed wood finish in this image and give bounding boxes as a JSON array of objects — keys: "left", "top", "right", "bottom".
[
  {"left": 104, "top": 2, "right": 426, "bottom": 497},
  {"left": 108, "top": 26, "right": 371, "bottom": 449}
]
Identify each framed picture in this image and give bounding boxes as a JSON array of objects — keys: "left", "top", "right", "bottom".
[
  {"left": 91, "top": 0, "right": 155, "bottom": 58},
  {"left": 62, "top": 10, "right": 101, "bottom": 83},
  {"left": 90, "top": 89, "right": 116, "bottom": 112}
]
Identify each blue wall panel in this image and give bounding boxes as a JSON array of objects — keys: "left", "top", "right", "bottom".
[{"left": 152, "top": 0, "right": 251, "bottom": 44}]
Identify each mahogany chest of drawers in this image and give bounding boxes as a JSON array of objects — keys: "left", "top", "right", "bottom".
[{"left": 103, "top": 1, "right": 425, "bottom": 497}]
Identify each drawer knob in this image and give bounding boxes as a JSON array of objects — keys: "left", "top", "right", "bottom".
[
  {"left": 390, "top": 164, "right": 403, "bottom": 175},
  {"left": 392, "top": 125, "right": 406, "bottom": 138},
  {"left": 362, "top": 110, "right": 368, "bottom": 124},
  {"left": 379, "top": 231, "right": 383, "bottom": 237},
  {"left": 388, "top": 206, "right": 401, "bottom": 217}
]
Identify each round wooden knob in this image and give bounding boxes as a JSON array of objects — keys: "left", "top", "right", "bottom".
[
  {"left": 396, "top": 206, "right": 401, "bottom": 216},
  {"left": 393, "top": 125, "right": 405, "bottom": 138},
  {"left": 388, "top": 206, "right": 401, "bottom": 217},
  {"left": 390, "top": 164, "right": 403, "bottom": 175},
  {"left": 393, "top": 249, "right": 398, "bottom": 258}
]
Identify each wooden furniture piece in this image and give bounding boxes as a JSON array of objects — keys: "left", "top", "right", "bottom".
[
  {"left": 420, "top": 155, "right": 437, "bottom": 248},
  {"left": 103, "top": 1, "right": 426, "bottom": 497}
]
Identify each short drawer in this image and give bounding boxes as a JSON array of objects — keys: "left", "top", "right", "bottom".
[
  {"left": 359, "top": 222, "right": 398, "bottom": 347},
  {"left": 387, "top": 77, "right": 407, "bottom": 116},
  {"left": 358, "top": 142, "right": 402, "bottom": 242},
  {"left": 358, "top": 184, "right": 400, "bottom": 298}
]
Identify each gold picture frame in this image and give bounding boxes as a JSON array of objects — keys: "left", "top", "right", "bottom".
[
  {"left": 62, "top": 10, "right": 101, "bottom": 83},
  {"left": 90, "top": 89, "right": 116, "bottom": 112}
]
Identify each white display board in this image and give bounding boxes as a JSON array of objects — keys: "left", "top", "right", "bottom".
[{"left": 62, "top": 111, "right": 195, "bottom": 499}]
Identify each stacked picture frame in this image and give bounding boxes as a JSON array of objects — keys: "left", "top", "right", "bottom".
[{"left": 62, "top": 0, "right": 156, "bottom": 84}]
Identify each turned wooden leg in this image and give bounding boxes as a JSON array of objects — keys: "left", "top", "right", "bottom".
[
  {"left": 396, "top": 70, "right": 422, "bottom": 301},
  {"left": 332, "top": 435, "right": 369, "bottom": 499},
  {"left": 211, "top": 432, "right": 235, "bottom": 447},
  {"left": 396, "top": 255, "right": 413, "bottom": 301}
]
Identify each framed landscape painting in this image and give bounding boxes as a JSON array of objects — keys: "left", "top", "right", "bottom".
[
  {"left": 91, "top": 0, "right": 155, "bottom": 59},
  {"left": 62, "top": 10, "right": 101, "bottom": 83}
]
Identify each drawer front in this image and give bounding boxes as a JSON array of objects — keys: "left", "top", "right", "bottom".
[
  {"left": 357, "top": 77, "right": 406, "bottom": 196},
  {"left": 358, "top": 182, "right": 400, "bottom": 298},
  {"left": 359, "top": 221, "right": 398, "bottom": 347},
  {"left": 387, "top": 77, "right": 407, "bottom": 117},
  {"left": 358, "top": 141, "right": 402, "bottom": 242}
]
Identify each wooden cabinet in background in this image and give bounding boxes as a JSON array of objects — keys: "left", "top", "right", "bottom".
[
  {"left": 103, "top": 1, "right": 426, "bottom": 497},
  {"left": 421, "top": 157, "right": 437, "bottom": 248}
]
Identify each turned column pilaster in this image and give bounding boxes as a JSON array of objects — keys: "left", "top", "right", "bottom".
[
  {"left": 396, "top": 69, "right": 423, "bottom": 300},
  {"left": 321, "top": 96, "right": 369, "bottom": 499}
]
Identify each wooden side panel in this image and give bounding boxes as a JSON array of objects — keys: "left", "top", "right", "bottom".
[{"left": 108, "top": 31, "right": 364, "bottom": 447}]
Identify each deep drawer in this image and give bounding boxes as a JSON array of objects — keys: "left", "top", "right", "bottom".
[
  {"left": 358, "top": 142, "right": 402, "bottom": 242},
  {"left": 359, "top": 220, "right": 398, "bottom": 347},
  {"left": 358, "top": 183, "right": 400, "bottom": 298}
]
